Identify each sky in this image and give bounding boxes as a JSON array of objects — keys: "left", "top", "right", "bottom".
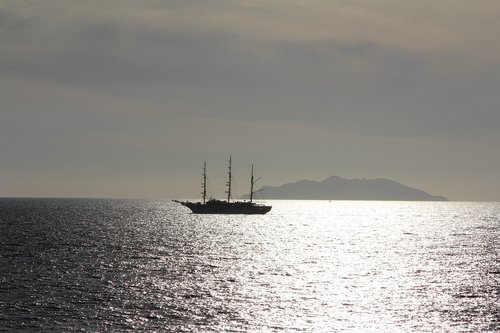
[{"left": 1, "top": 0, "right": 499, "bottom": 201}]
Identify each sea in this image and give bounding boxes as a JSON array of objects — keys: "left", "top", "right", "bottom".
[{"left": 0, "top": 199, "right": 498, "bottom": 332}]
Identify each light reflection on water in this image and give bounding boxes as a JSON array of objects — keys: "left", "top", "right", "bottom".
[{"left": 0, "top": 199, "right": 499, "bottom": 332}]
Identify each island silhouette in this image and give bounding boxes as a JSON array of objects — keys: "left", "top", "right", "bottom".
[{"left": 244, "top": 175, "right": 447, "bottom": 201}]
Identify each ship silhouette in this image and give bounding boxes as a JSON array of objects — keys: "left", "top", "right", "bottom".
[{"left": 174, "top": 157, "right": 272, "bottom": 214}]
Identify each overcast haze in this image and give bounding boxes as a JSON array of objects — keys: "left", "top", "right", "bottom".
[{"left": 1, "top": 0, "right": 499, "bottom": 201}]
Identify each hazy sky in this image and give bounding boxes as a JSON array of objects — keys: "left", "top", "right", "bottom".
[{"left": 1, "top": 0, "right": 499, "bottom": 201}]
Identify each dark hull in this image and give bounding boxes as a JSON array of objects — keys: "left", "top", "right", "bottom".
[{"left": 174, "top": 200, "right": 271, "bottom": 215}]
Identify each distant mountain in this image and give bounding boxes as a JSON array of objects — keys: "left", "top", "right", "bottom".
[{"left": 245, "top": 175, "right": 447, "bottom": 201}]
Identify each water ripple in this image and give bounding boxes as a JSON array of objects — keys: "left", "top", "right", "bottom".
[{"left": 0, "top": 199, "right": 498, "bottom": 332}]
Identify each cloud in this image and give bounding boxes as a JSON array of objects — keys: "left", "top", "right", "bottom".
[
  {"left": 1, "top": 0, "right": 499, "bottom": 199},
  {"left": 3, "top": 0, "right": 499, "bottom": 82},
  {"left": 3, "top": 0, "right": 499, "bottom": 128}
]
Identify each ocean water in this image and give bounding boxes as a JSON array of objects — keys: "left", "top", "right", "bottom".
[{"left": 0, "top": 199, "right": 498, "bottom": 332}]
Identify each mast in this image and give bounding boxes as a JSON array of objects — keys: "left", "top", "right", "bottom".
[
  {"left": 225, "top": 156, "right": 232, "bottom": 202},
  {"left": 250, "top": 164, "right": 261, "bottom": 203},
  {"left": 201, "top": 161, "right": 207, "bottom": 204},
  {"left": 250, "top": 164, "right": 254, "bottom": 203}
]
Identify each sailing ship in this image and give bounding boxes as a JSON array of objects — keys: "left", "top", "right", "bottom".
[{"left": 173, "top": 157, "right": 272, "bottom": 214}]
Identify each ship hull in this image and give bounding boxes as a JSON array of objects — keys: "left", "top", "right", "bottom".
[{"left": 174, "top": 200, "right": 271, "bottom": 215}]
